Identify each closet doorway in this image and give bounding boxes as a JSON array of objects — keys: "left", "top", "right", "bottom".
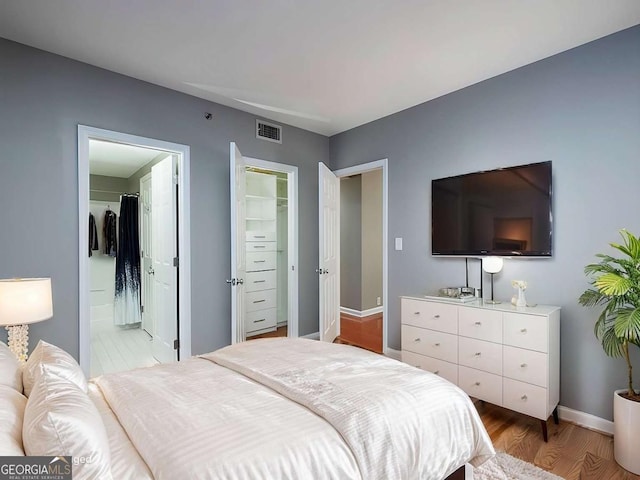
[
  {"left": 229, "top": 143, "right": 298, "bottom": 343},
  {"left": 78, "top": 126, "right": 191, "bottom": 378}
]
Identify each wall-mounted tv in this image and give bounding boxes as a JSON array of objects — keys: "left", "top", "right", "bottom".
[{"left": 432, "top": 161, "right": 552, "bottom": 257}]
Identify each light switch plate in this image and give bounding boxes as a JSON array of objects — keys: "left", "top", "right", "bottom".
[{"left": 395, "top": 237, "right": 403, "bottom": 251}]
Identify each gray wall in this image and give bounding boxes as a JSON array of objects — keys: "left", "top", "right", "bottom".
[
  {"left": 361, "top": 169, "right": 383, "bottom": 310},
  {"left": 89, "top": 174, "right": 129, "bottom": 202},
  {"left": 340, "top": 176, "right": 362, "bottom": 310},
  {"left": 0, "top": 38, "right": 328, "bottom": 359},
  {"left": 329, "top": 26, "right": 640, "bottom": 420}
]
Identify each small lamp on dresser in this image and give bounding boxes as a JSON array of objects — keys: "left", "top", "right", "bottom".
[
  {"left": 482, "top": 257, "right": 503, "bottom": 304},
  {"left": 0, "top": 278, "right": 53, "bottom": 363}
]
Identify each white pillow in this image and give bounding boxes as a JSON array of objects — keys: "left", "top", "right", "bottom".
[
  {"left": 0, "top": 384, "right": 27, "bottom": 455},
  {"left": 22, "top": 340, "right": 87, "bottom": 397},
  {"left": 23, "top": 365, "right": 113, "bottom": 480},
  {"left": 0, "top": 340, "right": 23, "bottom": 392}
]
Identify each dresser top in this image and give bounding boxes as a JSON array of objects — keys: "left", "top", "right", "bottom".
[{"left": 401, "top": 295, "right": 561, "bottom": 316}]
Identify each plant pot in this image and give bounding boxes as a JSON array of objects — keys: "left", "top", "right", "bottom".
[{"left": 614, "top": 389, "right": 640, "bottom": 474}]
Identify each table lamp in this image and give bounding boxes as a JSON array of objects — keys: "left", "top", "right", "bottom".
[
  {"left": 0, "top": 278, "right": 53, "bottom": 363},
  {"left": 482, "top": 258, "right": 503, "bottom": 304}
]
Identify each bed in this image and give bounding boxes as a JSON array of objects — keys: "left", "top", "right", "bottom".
[{"left": 1, "top": 337, "right": 494, "bottom": 479}]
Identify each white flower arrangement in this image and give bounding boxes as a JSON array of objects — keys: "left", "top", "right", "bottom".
[{"left": 512, "top": 280, "right": 527, "bottom": 290}]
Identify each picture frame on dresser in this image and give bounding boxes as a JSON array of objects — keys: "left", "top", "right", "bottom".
[{"left": 401, "top": 295, "right": 560, "bottom": 441}]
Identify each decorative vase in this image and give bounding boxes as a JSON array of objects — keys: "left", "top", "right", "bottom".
[{"left": 516, "top": 287, "right": 527, "bottom": 307}]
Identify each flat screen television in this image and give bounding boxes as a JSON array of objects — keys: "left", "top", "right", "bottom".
[{"left": 431, "top": 161, "right": 552, "bottom": 257}]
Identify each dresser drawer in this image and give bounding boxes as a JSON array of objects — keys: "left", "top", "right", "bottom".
[
  {"left": 401, "top": 299, "right": 457, "bottom": 334},
  {"left": 245, "top": 270, "right": 277, "bottom": 292},
  {"left": 245, "top": 308, "right": 277, "bottom": 333},
  {"left": 401, "top": 325, "right": 457, "bottom": 364},
  {"left": 246, "top": 241, "right": 276, "bottom": 252},
  {"left": 246, "top": 252, "right": 276, "bottom": 272},
  {"left": 458, "top": 366, "right": 502, "bottom": 405},
  {"left": 246, "top": 289, "right": 277, "bottom": 312},
  {"left": 402, "top": 351, "right": 458, "bottom": 385},
  {"left": 246, "top": 231, "right": 276, "bottom": 242},
  {"left": 504, "top": 313, "right": 548, "bottom": 353},
  {"left": 458, "top": 337, "right": 502, "bottom": 376},
  {"left": 459, "top": 308, "right": 502, "bottom": 343},
  {"left": 503, "top": 345, "right": 548, "bottom": 388},
  {"left": 503, "top": 378, "right": 548, "bottom": 420}
]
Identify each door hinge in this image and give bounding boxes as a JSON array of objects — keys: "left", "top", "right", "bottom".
[
  {"left": 173, "top": 257, "right": 179, "bottom": 267},
  {"left": 173, "top": 174, "right": 179, "bottom": 185},
  {"left": 141, "top": 305, "right": 144, "bottom": 313},
  {"left": 173, "top": 339, "right": 180, "bottom": 350}
]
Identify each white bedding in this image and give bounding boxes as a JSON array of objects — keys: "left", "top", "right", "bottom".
[{"left": 93, "top": 339, "right": 494, "bottom": 480}]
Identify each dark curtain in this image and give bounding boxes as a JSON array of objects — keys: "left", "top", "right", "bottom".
[{"left": 114, "top": 195, "right": 141, "bottom": 325}]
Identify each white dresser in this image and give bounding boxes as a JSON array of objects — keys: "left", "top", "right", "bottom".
[
  {"left": 245, "top": 172, "right": 278, "bottom": 336},
  {"left": 401, "top": 296, "right": 560, "bottom": 441}
]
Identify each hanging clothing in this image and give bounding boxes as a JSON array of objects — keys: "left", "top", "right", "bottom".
[
  {"left": 114, "top": 195, "right": 142, "bottom": 326},
  {"left": 89, "top": 213, "right": 99, "bottom": 257},
  {"left": 103, "top": 210, "right": 118, "bottom": 258}
]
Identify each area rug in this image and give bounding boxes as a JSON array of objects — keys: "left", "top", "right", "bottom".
[{"left": 474, "top": 452, "right": 564, "bottom": 480}]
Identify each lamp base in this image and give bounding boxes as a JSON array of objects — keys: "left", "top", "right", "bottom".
[{"left": 5, "top": 324, "right": 29, "bottom": 363}]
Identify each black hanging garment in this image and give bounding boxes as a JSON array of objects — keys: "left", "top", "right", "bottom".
[
  {"left": 89, "top": 213, "right": 99, "bottom": 257},
  {"left": 103, "top": 210, "right": 118, "bottom": 257},
  {"left": 114, "top": 195, "right": 141, "bottom": 325}
]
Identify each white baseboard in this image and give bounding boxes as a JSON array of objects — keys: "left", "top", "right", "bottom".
[
  {"left": 340, "top": 306, "right": 383, "bottom": 318},
  {"left": 384, "top": 347, "right": 401, "bottom": 360},
  {"left": 301, "top": 332, "right": 319, "bottom": 340},
  {"left": 558, "top": 405, "right": 613, "bottom": 435}
]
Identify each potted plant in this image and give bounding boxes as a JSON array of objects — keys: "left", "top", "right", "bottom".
[{"left": 579, "top": 229, "right": 640, "bottom": 474}]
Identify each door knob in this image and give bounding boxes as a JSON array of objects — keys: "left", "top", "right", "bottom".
[
  {"left": 236, "top": 278, "right": 244, "bottom": 285},
  {"left": 148, "top": 266, "right": 155, "bottom": 275},
  {"left": 225, "top": 278, "right": 237, "bottom": 286},
  {"left": 316, "top": 268, "right": 324, "bottom": 275}
]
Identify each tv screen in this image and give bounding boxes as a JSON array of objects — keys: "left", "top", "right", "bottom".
[{"left": 431, "top": 161, "right": 552, "bottom": 257}]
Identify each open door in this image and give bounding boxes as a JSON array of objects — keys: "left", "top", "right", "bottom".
[
  {"left": 140, "top": 173, "right": 154, "bottom": 336},
  {"left": 318, "top": 162, "right": 340, "bottom": 342},
  {"left": 229, "top": 142, "right": 246, "bottom": 344},
  {"left": 151, "top": 155, "right": 178, "bottom": 363}
]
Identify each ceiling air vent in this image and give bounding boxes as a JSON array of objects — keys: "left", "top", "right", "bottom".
[{"left": 256, "top": 120, "right": 282, "bottom": 144}]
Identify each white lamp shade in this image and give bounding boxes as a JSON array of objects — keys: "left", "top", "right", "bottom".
[
  {"left": 482, "top": 257, "right": 504, "bottom": 274},
  {"left": 0, "top": 278, "right": 53, "bottom": 326}
]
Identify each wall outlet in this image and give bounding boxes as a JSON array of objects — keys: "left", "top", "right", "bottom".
[{"left": 376, "top": 296, "right": 381, "bottom": 306}]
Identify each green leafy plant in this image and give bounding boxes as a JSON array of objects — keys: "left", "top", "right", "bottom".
[{"left": 579, "top": 229, "right": 640, "bottom": 401}]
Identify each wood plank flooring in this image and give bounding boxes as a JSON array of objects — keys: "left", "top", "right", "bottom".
[
  {"left": 478, "top": 401, "right": 640, "bottom": 480},
  {"left": 336, "top": 311, "right": 383, "bottom": 353},
  {"left": 249, "top": 326, "right": 288, "bottom": 339}
]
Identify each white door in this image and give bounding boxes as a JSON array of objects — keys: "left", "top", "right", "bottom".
[
  {"left": 151, "top": 155, "right": 178, "bottom": 363},
  {"left": 140, "top": 173, "right": 154, "bottom": 337},
  {"left": 229, "top": 142, "right": 247, "bottom": 344},
  {"left": 318, "top": 162, "right": 340, "bottom": 342}
]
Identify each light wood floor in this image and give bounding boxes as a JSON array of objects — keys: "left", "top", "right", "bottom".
[
  {"left": 336, "top": 311, "right": 383, "bottom": 353},
  {"left": 248, "top": 325, "right": 288, "bottom": 339},
  {"left": 478, "top": 401, "right": 640, "bottom": 480}
]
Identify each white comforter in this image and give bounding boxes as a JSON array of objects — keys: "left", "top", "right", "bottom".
[{"left": 95, "top": 338, "right": 493, "bottom": 479}]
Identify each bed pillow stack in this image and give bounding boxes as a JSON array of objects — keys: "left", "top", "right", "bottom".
[
  {"left": 20, "top": 341, "right": 113, "bottom": 480},
  {"left": 0, "top": 341, "right": 27, "bottom": 456}
]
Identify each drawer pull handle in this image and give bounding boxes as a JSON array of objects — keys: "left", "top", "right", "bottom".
[
  {"left": 254, "top": 280, "right": 266, "bottom": 283},
  {"left": 475, "top": 321, "right": 482, "bottom": 326},
  {"left": 520, "top": 328, "right": 527, "bottom": 333},
  {"left": 254, "top": 245, "right": 266, "bottom": 249},
  {"left": 521, "top": 395, "right": 528, "bottom": 401},
  {"left": 474, "top": 352, "right": 482, "bottom": 357},
  {"left": 520, "top": 363, "right": 527, "bottom": 368},
  {"left": 414, "top": 311, "right": 420, "bottom": 315},
  {"left": 254, "top": 235, "right": 266, "bottom": 239},
  {"left": 434, "top": 370, "right": 440, "bottom": 375},
  {"left": 474, "top": 382, "right": 481, "bottom": 386},
  {"left": 434, "top": 314, "right": 440, "bottom": 319},
  {"left": 254, "top": 318, "right": 266, "bottom": 323},
  {"left": 253, "top": 299, "right": 266, "bottom": 304},
  {"left": 434, "top": 343, "right": 441, "bottom": 347},
  {"left": 414, "top": 338, "right": 421, "bottom": 342},
  {"left": 254, "top": 260, "right": 266, "bottom": 263}
]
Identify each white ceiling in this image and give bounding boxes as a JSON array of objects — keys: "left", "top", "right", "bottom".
[
  {"left": 1, "top": 1, "right": 639, "bottom": 136},
  {"left": 89, "top": 140, "right": 165, "bottom": 178}
]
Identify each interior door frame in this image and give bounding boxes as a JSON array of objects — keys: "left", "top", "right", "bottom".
[
  {"left": 241, "top": 156, "right": 299, "bottom": 340},
  {"left": 77, "top": 125, "right": 192, "bottom": 377},
  {"left": 333, "top": 158, "right": 388, "bottom": 354}
]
